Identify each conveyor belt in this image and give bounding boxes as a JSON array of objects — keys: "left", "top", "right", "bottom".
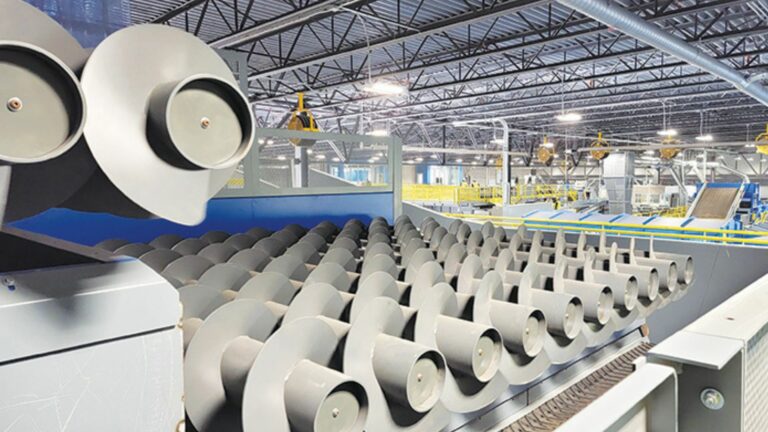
[
  {"left": 690, "top": 187, "right": 740, "bottom": 219},
  {"left": 503, "top": 343, "right": 653, "bottom": 432}
]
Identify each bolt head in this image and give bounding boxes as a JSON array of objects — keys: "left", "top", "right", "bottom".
[{"left": 700, "top": 388, "right": 725, "bottom": 410}]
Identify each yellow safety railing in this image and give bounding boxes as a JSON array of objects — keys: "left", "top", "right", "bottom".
[
  {"left": 403, "top": 184, "right": 576, "bottom": 205},
  {"left": 634, "top": 206, "right": 688, "bottom": 218},
  {"left": 443, "top": 213, "right": 768, "bottom": 246}
]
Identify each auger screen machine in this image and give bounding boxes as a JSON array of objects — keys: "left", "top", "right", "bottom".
[{"left": 0, "top": 1, "right": 253, "bottom": 430}]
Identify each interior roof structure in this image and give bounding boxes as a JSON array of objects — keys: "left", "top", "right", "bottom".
[{"left": 133, "top": 0, "right": 768, "bottom": 153}]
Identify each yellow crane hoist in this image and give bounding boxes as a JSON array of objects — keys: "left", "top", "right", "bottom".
[
  {"left": 286, "top": 92, "right": 319, "bottom": 147},
  {"left": 537, "top": 135, "right": 555, "bottom": 165},
  {"left": 659, "top": 136, "right": 681, "bottom": 160},
  {"left": 589, "top": 131, "right": 609, "bottom": 160},
  {"left": 755, "top": 123, "right": 768, "bottom": 155}
]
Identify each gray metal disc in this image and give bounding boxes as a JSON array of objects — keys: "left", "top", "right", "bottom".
[
  {"left": 94, "top": 238, "right": 129, "bottom": 252},
  {"left": 360, "top": 254, "right": 399, "bottom": 284},
  {"left": 422, "top": 221, "right": 440, "bottom": 242},
  {"left": 404, "top": 248, "right": 437, "bottom": 284},
  {"left": 149, "top": 233, "right": 184, "bottom": 249},
  {"left": 254, "top": 237, "right": 286, "bottom": 257},
  {"left": 198, "top": 263, "right": 252, "bottom": 292},
  {"left": 283, "top": 282, "right": 346, "bottom": 324},
  {"left": 245, "top": 227, "right": 271, "bottom": 241},
  {"left": 457, "top": 224, "right": 472, "bottom": 244},
  {"left": 457, "top": 255, "right": 484, "bottom": 294},
  {"left": 306, "top": 262, "right": 353, "bottom": 292},
  {"left": 242, "top": 317, "right": 367, "bottom": 432},
  {"left": 410, "top": 261, "right": 447, "bottom": 309},
  {"left": 185, "top": 300, "right": 278, "bottom": 432},
  {"left": 113, "top": 242, "right": 154, "bottom": 258},
  {"left": 350, "top": 272, "right": 400, "bottom": 323},
  {"left": 448, "top": 220, "right": 462, "bottom": 235},
  {"left": 401, "top": 238, "right": 427, "bottom": 267},
  {"left": 162, "top": 255, "right": 215, "bottom": 285},
  {"left": 172, "top": 238, "right": 208, "bottom": 255},
  {"left": 367, "top": 232, "right": 392, "bottom": 247},
  {"left": 285, "top": 241, "right": 321, "bottom": 265},
  {"left": 198, "top": 243, "right": 238, "bottom": 263},
  {"left": 227, "top": 248, "right": 271, "bottom": 272},
  {"left": 179, "top": 283, "right": 231, "bottom": 319},
  {"left": 238, "top": 272, "right": 298, "bottom": 304},
  {"left": 436, "top": 234, "right": 458, "bottom": 262},
  {"left": 0, "top": 0, "right": 93, "bottom": 221},
  {"left": 139, "top": 248, "right": 183, "bottom": 273},
  {"left": 466, "top": 231, "right": 484, "bottom": 253},
  {"left": 283, "top": 223, "right": 307, "bottom": 238},
  {"left": 492, "top": 227, "right": 506, "bottom": 243},
  {"left": 429, "top": 227, "right": 448, "bottom": 250},
  {"left": 343, "top": 297, "right": 449, "bottom": 431},
  {"left": 479, "top": 238, "right": 499, "bottom": 270},
  {"left": 299, "top": 231, "right": 328, "bottom": 252},
  {"left": 223, "top": 233, "right": 258, "bottom": 251},
  {"left": 200, "top": 230, "right": 231, "bottom": 244},
  {"left": 444, "top": 244, "right": 468, "bottom": 277},
  {"left": 364, "top": 242, "right": 395, "bottom": 260},
  {"left": 79, "top": 24, "right": 253, "bottom": 225},
  {"left": 331, "top": 236, "right": 361, "bottom": 258},
  {"left": 264, "top": 254, "right": 310, "bottom": 281},
  {"left": 271, "top": 229, "right": 300, "bottom": 249},
  {"left": 480, "top": 222, "right": 495, "bottom": 239},
  {"left": 321, "top": 248, "right": 357, "bottom": 272}
]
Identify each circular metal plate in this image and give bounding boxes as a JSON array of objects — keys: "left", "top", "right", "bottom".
[
  {"left": 283, "top": 283, "right": 345, "bottom": 324},
  {"left": 223, "top": 233, "right": 258, "bottom": 251},
  {"left": 305, "top": 262, "right": 353, "bottom": 292},
  {"left": 227, "top": 248, "right": 271, "bottom": 272},
  {"left": 198, "top": 263, "right": 252, "bottom": 292},
  {"left": 0, "top": 0, "right": 93, "bottom": 221},
  {"left": 238, "top": 272, "right": 298, "bottom": 304},
  {"left": 172, "top": 238, "right": 208, "bottom": 255},
  {"left": 185, "top": 300, "right": 278, "bottom": 432},
  {"left": 94, "top": 238, "right": 129, "bottom": 252},
  {"left": 79, "top": 24, "right": 253, "bottom": 225},
  {"left": 242, "top": 318, "right": 367, "bottom": 432},
  {"left": 179, "top": 283, "right": 231, "bottom": 319},
  {"left": 162, "top": 255, "right": 214, "bottom": 285},
  {"left": 149, "top": 233, "right": 184, "bottom": 249},
  {"left": 139, "top": 248, "right": 182, "bottom": 273},
  {"left": 350, "top": 272, "right": 400, "bottom": 322},
  {"left": 198, "top": 243, "right": 238, "bottom": 263},
  {"left": 200, "top": 230, "right": 231, "bottom": 244},
  {"left": 113, "top": 243, "right": 154, "bottom": 258}
]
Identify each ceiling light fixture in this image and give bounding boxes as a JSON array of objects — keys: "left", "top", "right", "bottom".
[
  {"left": 277, "top": 155, "right": 286, "bottom": 161},
  {"left": 316, "top": 154, "right": 326, "bottom": 160},
  {"left": 455, "top": 158, "right": 463, "bottom": 163},
  {"left": 415, "top": 157, "right": 424, "bottom": 162},
  {"left": 695, "top": 134, "right": 714, "bottom": 142},
  {"left": 656, "top": 129, "right": 678, "bottom": 137},
  {"left": 367, "top": 129, "right": 389, "bottom": 137},
  {"left": 362, "top": 80, "right": 406, "bottom": 95},
  {"left": 555, "top": 112, "right": 583, "bottom": 123},
  {"left": 332, "top": 157, "right": 341, "bottom": 162}
]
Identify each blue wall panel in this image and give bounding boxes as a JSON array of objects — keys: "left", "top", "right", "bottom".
[{"left": 12, "top": 193, "right": 394, "bottom": 246}]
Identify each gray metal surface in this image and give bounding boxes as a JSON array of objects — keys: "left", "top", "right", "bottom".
[{"left": 77, "top": 24, "right": 253, "bottom": 225}]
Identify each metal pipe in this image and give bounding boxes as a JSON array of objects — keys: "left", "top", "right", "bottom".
[{"left": 556, "top": 0, "right": 768, "bottom": 107}]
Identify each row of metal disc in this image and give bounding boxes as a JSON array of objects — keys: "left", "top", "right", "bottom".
[
  {"left": 95, "top": 215, "right": 694, "bottom": 432},
  {"left": 1, "top": 0, "right": 253, "bottom": 224}
]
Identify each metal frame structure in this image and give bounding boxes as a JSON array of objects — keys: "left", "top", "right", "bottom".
[{"left": 134, "top": 0, "right": 768, "bottom": 159}]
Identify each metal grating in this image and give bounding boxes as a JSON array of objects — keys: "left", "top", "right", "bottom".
[
  {"left": 689, "top": 187, "right": 740, "bottom": 220},
  {"left": 503, "top": 343, "right": 653, "bottom": 432},
  {"left": 745, "top": 322, "right": 768, "bottom": 432}
]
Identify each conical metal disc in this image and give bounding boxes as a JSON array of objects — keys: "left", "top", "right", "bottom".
[
  {"left": 254, "top": 237, "right": 286, "bottom": 257},
  {"left": 0, "top": 0, "right": 93, "bottom": 221},
  {"left": 285, "top": 242, "right": 321, "bottom": 265},
  {"left": 350, "top": 272, "right": 400, "bottom": 323},
  {"left": 360, "top": 254, "right": 398, "bottom": 284},
  {"left": 264, "top": 254, "right": 310, "bottom": 281},
  {"left": 78, "top": 24, "right": 253, "bottom": 225},
  {"left": 321, "top": 248, "right": 357, "bottom": 272},
  {"left": 200, "top": 230, "right": 231, "bottom": 244}
]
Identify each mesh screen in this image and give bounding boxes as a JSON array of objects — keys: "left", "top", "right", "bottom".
[{"left": 690, "top": 187, "right": 739, "bottom": 219}]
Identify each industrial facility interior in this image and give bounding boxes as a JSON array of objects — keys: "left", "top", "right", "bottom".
[{"left": 4, "top": 0, "right": 768, "bottom": 430}]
